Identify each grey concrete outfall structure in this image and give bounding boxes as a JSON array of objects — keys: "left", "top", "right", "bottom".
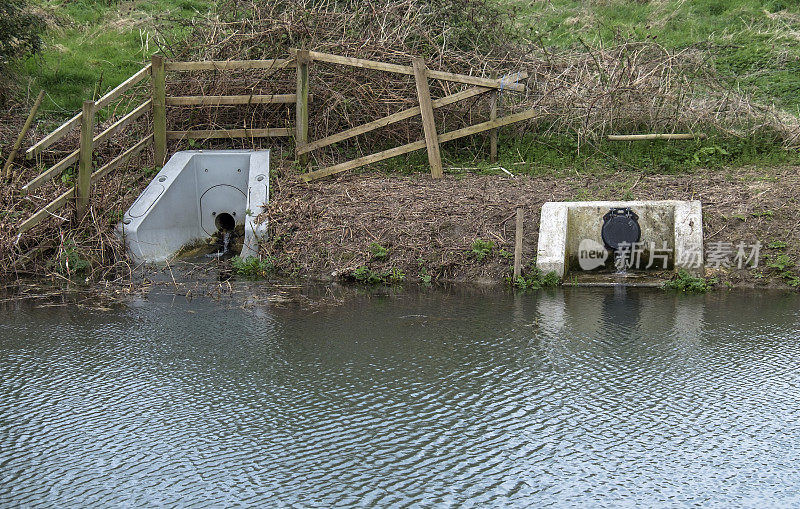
[
  {"left": 536, "top": 200, "right": 703, "bottom": 277},
  {"left": 117, "top": 150, "right": 269, "bottom": 263}
]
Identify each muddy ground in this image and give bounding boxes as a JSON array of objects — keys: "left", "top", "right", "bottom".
[{"left": 262, "top": 166, "right": 800, "bottom": 289}]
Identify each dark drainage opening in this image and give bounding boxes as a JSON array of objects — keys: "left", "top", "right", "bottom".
[
  {"left": 601, "top": 208, "right": 640, "bottom": 251},
  {"left": 214, "top": 212, "right": 236, "bottom": 232}
]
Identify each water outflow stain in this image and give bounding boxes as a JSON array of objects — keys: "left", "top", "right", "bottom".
[{"left": 1, "top": 288, "right": 800, "bottom": 507}]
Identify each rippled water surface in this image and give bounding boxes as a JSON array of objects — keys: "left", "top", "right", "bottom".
[{"left": 2, "top": 287, "right": 800, "bottom": 507}]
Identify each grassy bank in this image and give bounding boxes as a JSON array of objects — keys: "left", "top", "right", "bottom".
[
  {"left": 12, "top": 0, "right": 800, "bottom": 122},
  {"left": 371, "top": 130, "right": 798, "bottom": 179},
  {"left": 507, "top": 0, "right": 800, "bottom": 113},
  {"left": 12, "top": 0, "right": 211, "bottom": 116}
]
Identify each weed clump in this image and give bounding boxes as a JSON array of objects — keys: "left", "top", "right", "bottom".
[
  {"left": 352, "top": 266, "right": 405, "bottom": 285},
  {"left": 418, "top": 267, "right": 433, "bottom": 285},
  {"left": 766, "top": 253, "right": 800, "bottom": 288},
  {"left": 53, "top": 239, "right": 90, "bottom": 280},
  {"left": 510, "top": 264, "right": 561, "bottom": 290},
  {"left": 231, "top": 255, "right": 274, "bottom": 280},
  {"left": 369, "top": 242, "right": 389, "bottom": 260},
  {"left": 471, "top": 239, "right": 494, "bottom": 261},
  {"left": 663, "top": 270, "right": 716, "bottom": 293}
]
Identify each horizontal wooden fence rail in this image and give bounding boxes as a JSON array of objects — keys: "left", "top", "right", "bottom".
[
  {"left": 26, "top": 64, "right": 152, "bottom": 159},
  {"left": 24, "top": 150, "right": 79, "bottom": 193},
  {"left": 26, "top": 113, "right": 82, "bottom": 160},
  {"left": 166, "top": 128, "right": 292, "bottom": 140},
  {"left": 165, "top": 94, "right": 307, "bottom": 106},
  {"left": 19, "top": 134, "right": 153, "bottom": 233},
  {"left": 95, "top": 65, "right": 153, "bottom": 110},
  {"left": 90, "top": 134, "right": 153, "bottom": 184},
  {"left": 22, "top": 99, "right": 153, "bottom": 194},
  {"left": 93, "top": 99, "right": 152, "bottom": 146},
  {"left": 607, "top": 133, "right": 706, "bottom": 141},
  {"left": 164, "top": 59, "right": 294, "bottom": 71},
  {"left": 151, "top": 57, "right": 302, "bottom": 164},
  {"left": 291, "top": 49, "right": 526, "bottom": 92}
]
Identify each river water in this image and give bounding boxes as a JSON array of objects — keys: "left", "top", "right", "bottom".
[{"left": 1, "top": 287, "right": 799, "bottom": 507}]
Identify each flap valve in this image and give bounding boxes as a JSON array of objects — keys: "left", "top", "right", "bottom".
[{"left": 601, "top": 208, "right": 641, "bottom": 251}]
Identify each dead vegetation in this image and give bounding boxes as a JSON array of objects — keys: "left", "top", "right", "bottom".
[{"left": 159, "top": 0, "right": 800, "bottom": 166}]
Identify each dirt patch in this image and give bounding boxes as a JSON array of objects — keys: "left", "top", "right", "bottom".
[{"left": 263, "top": 166, "right": 800, "bottom": 288}]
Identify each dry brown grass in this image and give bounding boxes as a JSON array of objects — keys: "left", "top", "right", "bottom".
[{"left": 159, "top": 0, "right": 798, "bottom": 163}]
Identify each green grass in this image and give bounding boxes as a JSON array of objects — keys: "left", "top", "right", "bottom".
[
  {"left": 13, "top": 0, "right": 212, "bottom": 117},
  {"left": 663, "top": 270, "right": 717, "bottom": 293},
  {"left": 509, "top": 263, "right": 561, "bottom": 290},
  {"left": 369, "top": 129, "right": 798, "bottom": 177},
  {"left": 231, "top": 255, "right": 274, "bottom": 280},
  {"left": 352, "top": 266, "right": 406, "bottom": 285},
  {"left": 506, "top": 0, "right": 800, "bottom": 113}
]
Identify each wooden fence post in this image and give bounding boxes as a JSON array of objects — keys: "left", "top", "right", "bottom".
[
  {"left": 412, "top": 57, "right": 443, "bottom": 179},
  {"left": 513, "top": 207, "right": 524, "bottom": 279},
  {"left": 151, "top": 54, "right": 167, "bottom": 167},
  {"left": 295, "top": 49, "right": 310, "bottom": 167},
  {"left": 3, "top": 90, "right": 45, "bottom": 181},
  {"left": 76, "top": 100, "right": 95, "bottom": 217},
  {"left": 489, "top": 90, "right": 498, "bottom": 162}
]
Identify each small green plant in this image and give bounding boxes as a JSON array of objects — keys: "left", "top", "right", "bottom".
[
  {"left": 369, "top": 242, "right": 389, "bottom": 260},
  {"left": 353, "top": 266, "right": 379, "bottom": 284},
  {"left": 767, "top": 253, "right": 794, "bottom": 272},
  {"left": 107, "top": 210, "right": 124, "bottom": 225},
  {"left": 663, "top": 270, "right": 716, "bottom": 293},
  {"left": 471, "top": 238, "right": 494, "bottom": 261},
  {"left": 61, "top": 167, "right": 75, "bottom": 185},
  {"left": 418, "top": 270, "right": 433, "bottom": 285},
  {"left": 231, "top": 255, "right": 274, "bottom": 280},
  {"left": 498, "top": 248, "right": 513, "bottom": 260},
  {"left": 767, "top": 241, "right": 788, "bottom": 250},
  {"left": 54, "top": 240, "right": 90, "bottom": 280},
  {"left": 353, "top": 266, "right": 404, "bottom": 285},
  {"left": 766, "top": 253, "right": 800, "bottom": 287},
  {"left": 510, "top": 264, "right": 561, "bottom": 290},
  {"left": 692, "top": 145, "right": 729, "bottom": 165},
  {"left": 751, "top": 210, "right": 775, "bottom": 219},
  {"left": 386, "top": 267, "right": 405, "bottom": 284}
]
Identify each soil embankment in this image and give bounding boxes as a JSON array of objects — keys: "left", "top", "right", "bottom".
[{"left": 262, "top": 167, "right": 800, "bottom": 288}]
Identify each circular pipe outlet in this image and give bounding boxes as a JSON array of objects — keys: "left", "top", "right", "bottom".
[{"left": 214, "top": 212, "right": 236, "bottom": 232}]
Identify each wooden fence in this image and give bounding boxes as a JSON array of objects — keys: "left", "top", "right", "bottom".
[
  {"left": 20, "top": 64, "right": 154, "bottom": 234},
  {"left": 18, "top": 50, "right": 534, "bottom": 235}
]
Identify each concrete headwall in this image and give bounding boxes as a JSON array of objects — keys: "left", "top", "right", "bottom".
[{"left": 537, "top": 200, "right": 703, "bottom": 277}]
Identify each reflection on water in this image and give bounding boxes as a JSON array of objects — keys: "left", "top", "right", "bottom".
[{"left": 1, "top": 287, "right": 800, "bottom": 507}]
